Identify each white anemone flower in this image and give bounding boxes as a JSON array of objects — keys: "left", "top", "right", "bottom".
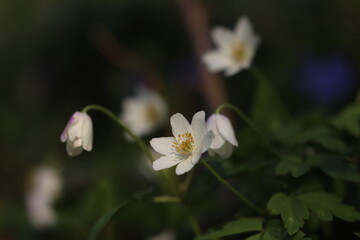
[
  {"left": 121, "top": 88, "right": 168, "bottom": 139},
  {"left": 61, "top": 111, "right": 93, "bottom": 156},
  {"left": 207, "top": 114, "right": 238, "bottom": 158},
  {"left": 202, "top": 16, "right": 260, "bottom": 76},
  {"left": 25, "top": 165, "right": 62, "bottom": 229},
  {"left": 150, "top": 111, "right": 214, "bottom": 175}
]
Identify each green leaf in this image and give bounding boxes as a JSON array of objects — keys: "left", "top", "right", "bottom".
[
  {"left": 245, "top": 233, "right": 263, "bottom": 240},
  {"left": 276, "top": 156, "right": 310, "bottom": 177},
  {"left": 291, "top": 231, "right": 312, "bottom": 240},
  {"left": 195, "top": 218, "right": 263, "bottom": 240},
  {"left": 291, "top": 231, "right": 305, "bottom": 240},
  {"left": 298, "top": 192, "right": 360, "bottom": 222},
  {"left": 354, "top": 232, "right": 360, "bottom": 238},
  {"left": 88, "top": 188, "right": 152, "bottom": 240},
  {"left": 262, "top": 220, "right": 288, "bottom": 240},
  {"left": 332, "top": 103, "right": 360, "bottom": 136},
  {"left": 294, "top": 127, "right": 347, "bottom": 154},
  {"left": 309, "top": 155, "right": 360, "bottom": 182},
  {"left": 267, "top": 193, "right": 309, "bottom": 235}
]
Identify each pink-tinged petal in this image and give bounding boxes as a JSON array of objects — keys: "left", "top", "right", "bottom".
[
  {"left": 214, "top": 141, "right": 234, "bottom": 159},
  {"left": 175, "top": 156, "right": 194, "bottom": 175},
  {"left": 150, "top": 137, "right": 175, "bottom": 155},
  {"left": 191, "top": 111, "right": 207, "bottom": 144},
  {"left": 211, "top": 26, "right": 234, "bottom": 51},
  {"left": 170, "top": 113, "right": 190, "bottom": 137},
  {"left": 66, "top": 118, "right": 82, "bottom": 141},
  {"left": 202, "top": 50, "right": 233, "bottom": 72},
  {"left": 60, "top": 112, "right": 79, "bottom": 142},
  {"left": 216, "top": 114, "right": 238, "bottom": 146},
  {"left": 152, "top": 154, "right": 182, "bottom": 171},
  {"left": 207, "top": 114, "right": 226, "bottom": 149}
]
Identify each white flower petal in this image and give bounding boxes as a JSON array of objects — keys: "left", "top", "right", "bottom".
[
  {"left": 207, "top": 114, "right": 226, "bottom": 149},
  {"left": 214, "top": 141, "right": 234, "bottom": 159},
  {"left": 150, "top": 137, "right": 175, "bottom": 156},
  {"left": 191, "top": 111, "right": 207, "bottom": 143},
  {"left": 234, "top": 16, "right": 252, "bottom": 41},
  {"left": 66, "top": 141, "right": 83, "bottom": 157},
  {"left": 191, "top": 152, "right": 202, "bottom": 165},
  {"left": 170, "top": 113, "right": 190, "bottom": 137},
  {"left": 66, "top": 118, "right": 81, "bottom": 142},
  {"left": 202, "top": 50, "right": 233, "bottom": 72},
  {"left": 121, "top": 88, "right": 168, "bottom": 138},
  {"left": 73, "top": 138, "right": 82, "bottom": 148},
  {"left": 152, "top": 154, "right": 182, "bottom": 171},
  {"left": 216, "top": 114, "right": 238, "bottom": 146},
  {"left": 211, "top": 26, "right": 235, "bottom": 51},
  {"left": 175, "top": 156, "right": 194, "bottom": 175},
  {"left": 224, "top": 63, "right": 244, "bottom": 76},
  {"left": 81, "top": 113, "right": 93, "bottom": 151},
  {"left": 200, "top": 131, "right": 215, "bottom": 154}
]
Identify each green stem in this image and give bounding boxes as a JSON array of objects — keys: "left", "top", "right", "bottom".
[
  {"left": 153, "top": 196, "right": 202, "bottom": 237},
  {"left": 250, "top": 66, "right": 267, "bottom": 85},
  {"left": 215, "top": 103, "right": 282, "bottom": 158},
  {"left": 82, "top": 104, "right": 154, "bottom": 162},
  {"left": 153, "top": 196, "right": 182, "bottom": 203},
  {"left": 187, "top": 210, "right": 202, "bottom": 237},
  {"left": 216, "top": 103, "right": 268, "bottom": 143},
  {"left": 201, "top": 159, "right": 266, "bottom": 216},
  {"left": 82, "top": 105, "right": 201, "bottom": 236}
]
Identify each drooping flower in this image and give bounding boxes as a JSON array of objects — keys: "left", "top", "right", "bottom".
[
  {"left": 121, "top": 88, "right": 168, "bottom": 139},
  {"left": 202, "top": 16, "right": 260, "bottom": 76},
  {"left": 207, "top": 114, "right": 238, "bottom": 158},
  {"left": 25, "top": 165, "right": 62, "bottom": 229},
  {"left": 61, "top": 111, "right": 93, "bottom": 156},
  {"left": 150, "top": 111, "right": 214, "bottom": 175}
]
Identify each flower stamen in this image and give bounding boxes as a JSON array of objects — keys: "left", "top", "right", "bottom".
[
  {"left": 172, "top": 132, "right": 194, "bottom": 156},
  {"left": 232, "top": 42, "right": 246, "bottom": 62}
]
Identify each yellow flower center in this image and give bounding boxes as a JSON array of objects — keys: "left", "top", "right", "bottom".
[
  {"left": 172, "top": 132, "right": 194, "bottom": 156},
  {"left": 232, "top": 43, "right": 246, "bottom": 62},
  {"left": 145, "top": 103, "right": 158, "bottom": 123}
]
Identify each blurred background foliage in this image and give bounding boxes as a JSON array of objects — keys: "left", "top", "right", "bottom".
[{"left": 1, "top": 0, "right": 360, "bottom": 239}]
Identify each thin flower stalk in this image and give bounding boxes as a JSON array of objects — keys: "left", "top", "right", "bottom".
[{"left": 201, "top": 158, "right": 266, "bottom": 216}]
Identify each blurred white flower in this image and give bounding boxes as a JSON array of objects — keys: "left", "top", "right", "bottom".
[
  {"left": 150, "top": 111, "right": 214, "bottom": 175},
  {"left": 61, "top": 111, "right": 93, "bottom": 156},
  {"left": 202, "top": 16, "right": 260, "bottom": 76},
  {"left": 207, "top": 114, "right": 238, "bottom": 158},
  {"left": 25, "top": 165, "right": 62, "bottom": 229},
  {"left": 121, "top": 88, "right": 168, "bottom": 139},
  {"left": 147, "top": 229, "right": 176, "bottom": 240}
]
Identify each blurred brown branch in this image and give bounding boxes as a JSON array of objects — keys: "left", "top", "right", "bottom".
[{"left": 176, "top": 0, "right": 228, "bottom": 112}]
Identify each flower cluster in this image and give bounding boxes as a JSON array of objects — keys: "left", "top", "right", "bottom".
[{"left": 150, "top": 111, "right": 237, "bottom": 175}]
